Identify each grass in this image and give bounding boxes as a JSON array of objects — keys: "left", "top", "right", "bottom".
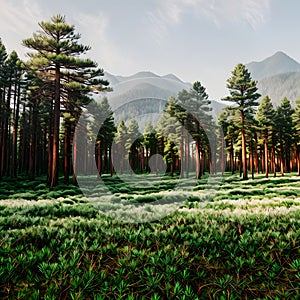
[{"left": 0, "top": 172, "right": 299, "bottom": 298}]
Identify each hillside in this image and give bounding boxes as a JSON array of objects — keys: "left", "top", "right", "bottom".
[
  {"left": 257, "top": 72, "right": 300, "bottom": 106},
  {"left": 246, "top": 51, "right": 300, "bottom": 106},
  {"left": 246, "top": 51, "right": 300, "bottom": 80},
  {"left": 99, "top": 72, "right": 224, "bottom": 130}
]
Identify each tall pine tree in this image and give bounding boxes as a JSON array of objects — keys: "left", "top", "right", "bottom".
[
  {"left": 223, "top": 64, "right": 260, "bottom": 180},
  {"left": 256, "top": 95, "right": 275, "bottom": 178},
  {"left": 292, "top": 97, "right": 300, "bottom": 175},
  {"left": 23, "top": 14, "right": 109, "bottom": 187}
]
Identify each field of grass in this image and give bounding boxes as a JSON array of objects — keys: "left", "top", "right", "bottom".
[{"left": 0, "top": 173, "right": 300, "bottom": 299}]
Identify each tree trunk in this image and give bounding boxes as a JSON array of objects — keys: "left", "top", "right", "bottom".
[
  {"left": 254, "top": 134, "right": 259, "bottom": 174},
  {"left": 97, "top": 140, "right": 101, "bottom": 176},
  {"left": 195, "top": 137, "right": 201, "bottom": 179},
  {"left": 271, "top": 134, "right": 276, "bottom": 177},
  {"left": 29, "top": 99, "right": 38, "bottom": 180},
  {"left": 180, "top": 124, "right": 184, "bottom": 178},
  {"left": 297, "top": 145, "right": 300, "bottom": 176},
  {"left": 145, "top": 146, "right": 149, "bottom": 173},
  {"left": 250, "top": 140, "right": 254, "bottom": 180},
  {"left": 11, "top": 80, "right": 20, "bottom": 178},
  {"left": 280, "top": 136, "right": 284, "bottom": 176},
  {"left": 230, "top": 138, "right": 234, "bottom": 175},
  {"left": 264, "top": 132, "right": 269, "bottom": 179},
  {"left": 64, "top": 122, "right": 71, "bottom": 184},
  {"left": 72, "top": 127, "right": 78, "bottom": 185},
  {"left": 50, "top": 63, "right": 61, "bottom": 188},
  {"left": 241, "top": 112, "right": 248, "bottom": 180},
  {"left": 47, "top": 98, "right": 54, "bottom": 184},
  {"left": 185, "top": 132, "right": 189, "bottom": 178},
  {"left": 221, "top": 131, "right": 225, "bottom": 176}
]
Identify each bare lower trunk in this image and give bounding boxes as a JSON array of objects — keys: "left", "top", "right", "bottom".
[
  {"left": 195, "top": 137, "right": 200, "bottom": 179},
  {"left": 50, "top": 63, "right": 60, "bottom": 188},
  {"left": 264, "top": 136, "right": 269, "bottom": 179},
  {"left": 241, "top": 130, "right": 248, "bottom": 180}
]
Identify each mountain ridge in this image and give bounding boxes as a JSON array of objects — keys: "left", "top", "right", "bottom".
[
  {"left": 100, "top": 50, "right": 300, "bottom": 128},
  {"left": 246, "top": 51, "right": 300, "bottom": 80},
  {"left": 100, "top": 71, "right": 223, "bottom": 130},
  {"left": 245, "top": 51, "right": 300, "bottom": 106}
]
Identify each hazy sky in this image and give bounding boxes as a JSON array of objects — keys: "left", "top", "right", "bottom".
[{"left": 0, "top": 0, "right": 299, "bottom": 100}]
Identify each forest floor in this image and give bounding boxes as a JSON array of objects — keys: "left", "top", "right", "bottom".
[{"left": 0, "top": 172, "right": 300, "bottom": 299}]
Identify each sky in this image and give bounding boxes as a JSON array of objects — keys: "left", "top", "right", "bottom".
[{"left": 0, "top": 0, "right": 300, "bottom": 100}]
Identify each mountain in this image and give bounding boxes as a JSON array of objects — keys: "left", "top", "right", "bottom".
[
  {"left": 161, "top": 73, "right": 186, "bottom": 84},
  {"left": 257, "top": 72, "right": 300, "bottom": 106},
  {"left": 246, "top": 51, "right": 300, "bottom": 81},
  {"left": 98, "top": 71, "right": 224, "bottom": 131},
  {"left": 246, "top": 51, "right": 300, "bottom": 106}
]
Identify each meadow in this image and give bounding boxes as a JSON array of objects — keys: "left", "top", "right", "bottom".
[{"left": 0, "top": 173, "right": 300, "bottom": 299}]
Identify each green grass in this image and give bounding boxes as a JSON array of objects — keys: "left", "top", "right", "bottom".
[{"left": 0, "top": 172, "right": 300, "bottom": 298}]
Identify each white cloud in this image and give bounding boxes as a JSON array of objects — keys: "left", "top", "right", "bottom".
[
  {"left": 0, "top": 0, "right": 48, "bottom": 58},
  {"left": 196, "top": 0, "right": 271, "bottom": 29},
  {"left": 146, "top": 0, "right": 182, "bottom": 45},
  {"left": 74, "top": 12, "right": 134, "bottom": 73},
  {"left": 0, "top": 0, "right": 36, "bottom": 39},
  {"left": 0, "top": 1, "right": 128, "bottom": 73},
  {"left": 148, "top": 0, "right": 270, "bottom": 40}
]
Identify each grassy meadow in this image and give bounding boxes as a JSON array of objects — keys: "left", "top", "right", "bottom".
[{"left": 0, "top": 173, "right": 300, "bottom": 299}]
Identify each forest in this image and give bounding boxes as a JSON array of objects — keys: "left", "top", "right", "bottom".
[
  {"left": 0, "top": 15, "right": 300, "bottom": 188},
  {"left": 1, "top": 14, "right": 300, "bottom": 299}
]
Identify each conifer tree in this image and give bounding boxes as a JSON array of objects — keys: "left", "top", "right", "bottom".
[
  {"left": 90, "top": 97, "right": 115, "bottom": 176},
  {"left": 275, "top": 97, "right": 294, "bottom": 175},
  {"left": 23, "top": 14, "right": 109, "bottom": 187},
  {"left": 156, "top": 97, "right": 181, "bottom": 177},
  {"left": 126, "top": 119, "right": 142, "bottom": 173},
  {"left": 177, "top": 89, "right": 191, "bottom": 177},
  {"left": 223, "top": 64, "right": 260, "bottom": 180},
  {"left": 0, "top": 44, "right": 9, "bottom": 178},
  {"left": 143, "top": 122, "right": 157, "bottom": 173},
  {"left": 256, "top": 95, "right": 275, "bottom": 178},
  {"left": 292, "top": 97, "right": 300, "bottom": 175},
  {"left": 115, "top": 121, "right": 128, "bottom": 174}
]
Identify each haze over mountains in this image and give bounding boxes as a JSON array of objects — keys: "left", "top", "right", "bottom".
[
  {"left": 246, "top": 51, "right": 300, "bottom": 106},
  {"left": 101, "top": 71, "right": 224, "bottom": 130},
  {"left": 98, "top": 51, "right": 300, "bottom": 130}
]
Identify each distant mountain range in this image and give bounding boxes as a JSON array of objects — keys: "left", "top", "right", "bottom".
[
  {"left": 96, "top": 51, "right": 300, "bottom": 130},
  {"left": 99, "top": 71, "right": 224, "bottom": 130},
  {"left": 246, "top": 51, "right": 300, "bottom": 106}
]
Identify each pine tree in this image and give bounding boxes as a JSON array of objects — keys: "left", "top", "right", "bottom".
[
  {"left": 0, "top": 43, "right": 8, "bottom": 178},
  {"left": 89, "top": 97, "right": 115, "bottom": 176},
  {"left": 10, "top": 54, "right": 23, "bottom": 178},
  {"left": 292, "top": 97, "right": 300, "bottom": 175},
  {"left": 256, "top": 95, "right": 275, "bottom": 178},
  {"left": 177, "top": 89, "right": 191, "bottom": 178},
  {"left": 156, "top": 97, "right": 181, "bottom": 177},
  {"left": 126, "top": 119, "right": 142, "bottom": 173},
  {"left": 189, "top": 81, "right": 212, "bottom": 178},
  {"left": 114, "top": 121, "right": 128, "bottom": 174},
  {"left": 143, "top": 122, "right": 157, "bottom": 173},
  {"left": 223, "top": 64, "right": 260, "bottom": 180},
  {"left": 23, "top": 14, "right": 109, "bottom": 187},
  {"left": 275, "top": 97, "right": 294, "bottom": 175},
  {"left": 0, "top": 50, "right": 23, "bottom": 178}
]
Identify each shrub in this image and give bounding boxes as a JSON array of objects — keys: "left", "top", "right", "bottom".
[{"left": 134, "top": 195, "right": 157, "bottom": 203}]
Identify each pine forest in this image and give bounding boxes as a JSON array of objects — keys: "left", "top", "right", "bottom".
[{"left": 1, "top": 14, "right": 300, "bottom": 299}]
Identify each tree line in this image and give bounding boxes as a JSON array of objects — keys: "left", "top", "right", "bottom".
[
  {"left": 220, "top": 64, "right": 300, "bottom": 180},
  {"left": 0, "top": 15, "right": 300, "bottom": 188}
]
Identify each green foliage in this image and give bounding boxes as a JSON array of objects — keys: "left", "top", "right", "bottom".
[
  {"left": 293, "top": 97, "right": 300, "bottom": 134},
  {"left": 224, "top": 64, "right": 260, "bottom": 112},
  {"left": 0, "top": 174, "right": 300, "bottom": 298},
  {"left": 257, "top": 95, "right": 275, "bottom": 129}
]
